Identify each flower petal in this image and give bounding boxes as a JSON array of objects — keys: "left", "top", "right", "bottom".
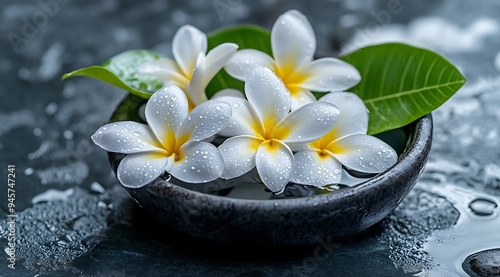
[
  {"left": 255, "top": 139, "right": 294, "bottom": 193},
  {"left": 328, "top": 134, "right": 397, "bottom": 173},
  {"left": 290, "top": 88, "right": 319, "bottom": 111},
  {"left": 291, "top": 150, "right": 342, "bottom": 187},
  {"left": 301, "top": 58, "right": 361, "bottom": 92},
  {"left": 187, "top": 53, "right": 209, "bottom": 106},
  {"left": 203, "top": 43, "right": 238, "bottom": 86},
  {"left": 212, "top": 89, "right": 245, "bottom": 99},
  {"left": 224, "top": 49, "right": 275, "bottom": 81},
  {"left": 274, "top": 101, "right": 339, "bottom": 144},
  {"left": 320, "top": 92, "right": 368, "bottom": 138},
  {"left": 271, "top": 10, "right": 315, "bottom": 70},
  {"left": 215, "top": 96, "right": 263, "bottom": 137},
  {"left": 137, "top": 58, "right": 186, "bottom": 87},
  {"left": 177, "top": 100, "right": 232, "bottom": 141},
  {"left": 117, "top": 152, "right": 172, "bottom": 188},
  {"left": 91, "top": 121, "right": 164, "bottom": 154},
  {"left": 169, "top": 141, "right": 225, "bottom": 183},
  {"left": 187, "top": 43, "right": 239, "bottom": 106},
  {"left": 172, "top": 25, "right": 207, "bottom": 77},
  {"left": 145, "top": 85, "right": 188, "bottom": 151},
  {"left": 218, "top": 135, "right": 262, "bottom": 179},
  {"left": 245, "top": 67, "right": 291, "bottom": 130}
]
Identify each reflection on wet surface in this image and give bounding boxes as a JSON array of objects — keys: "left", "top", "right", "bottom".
[{"left": 1, "top": 0, "right": 500, "bottom": 276}]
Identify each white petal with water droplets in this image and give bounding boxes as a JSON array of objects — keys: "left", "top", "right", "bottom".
[
  {"left": 255, "top": 140, "right": 294, "bottom": 193},
  {"left": 203, "top": 43, "right": 238, "bottom": 87},
  {"left": 145, "top": 86, "right": 188, "bottom": 147},
  {"left": 117, "top": 152, "right": 172, "bottom": 188},
  {"left": 187, "top": 53, "right": 209, "bottom": 106},
  {"left": 91, "top": 122, "right": 164, "bottom": 154},
  {"left": 291, "top": 150, "right": 342, "bottom": 187},
  {"left": 169, "top": 141, "right": 225, "bottom": 183},
  {"left": 290, "top": 88, "right": 317, "bottom": 111},
  {"left": 172, "top": 25, "right": 207, "bottom": 77},
  {"left": 212, "top": 89, "right": 245, "bottom": 99},
  {"left": 137, "top": 58, "right": 186, "bottom": 87},
  {"left": 216, "top": 96, "right": 262, "bottom": 137},
  {"left": 218, "top": 135, "right": 261, "bottom": 179},
  {"left": 329, "top": 134, "right": 398, "bottom": 173},
  {"left": 224, "top": 49, "right": 275, "bottom": 81},
  {"left": 245, "top": 67, "right": 291, "bottom": 126},
  {"left": 302, "top": 58, "right": 361, "bottom": 92},
  {"left": 320, "top": 92, "right": 368, "bottom": 137},
  {"left": 274, "top": 101, "right": 339, "bottom": 143},
  {"left": 177, "top": 100, "right": 232, "bottom": 141},
  {"left": 271, "top": 10, "right": 316, "bottom": 70}
]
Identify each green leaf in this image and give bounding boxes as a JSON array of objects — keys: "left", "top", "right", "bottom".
[
  {"left": 62, "top": 50, "right": 165, "bottom": 99},
  {"left": 205, "top": 25, "right": 271, "bottom": 98},
  {"left": 341, "top": 43, "right": 466, "bottom": 135},
  {"left": 62, "top": 26, "right": 272, "bottom": 100},
  {"left": 110, "top": 94, "right": 146, "bottom": 123}
]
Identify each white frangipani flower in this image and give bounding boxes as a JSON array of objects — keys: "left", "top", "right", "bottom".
[
  {"left": 91, "top": 85, "right": 232, "bottom": 188},
  {"left": 224, "top": 9, "right": 361, "bottom": 111},
  {"left": 217, "top": 67, "right": 340, "bottom": 193},
  {"left": 138, "top": 25, "right": 238, "bottom": 110},
  {"left": 291, "top": 92, "right": 398, "bottom": 187}
]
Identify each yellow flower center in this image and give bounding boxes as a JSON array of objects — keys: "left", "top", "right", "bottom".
[
  {"left": 310, "top": 128, "right": 348, "bottom": 156},
  {"left": 261, "top": 139, "right": 281, "bottom": 153},
  {"left": 251, "top": 112, "right": 292, "bottom": 142},
  {"left": 326, "top": 142, "right": 347, "bottom": 155},
  {"left": 317, "top": 149, "right": 332, "bottom": 159},
  {"left": 275, "top": 63, "right": 308, "bottom": 96},
  {"left": 159, "top": 131, "right": 190, "bottom": 162}
]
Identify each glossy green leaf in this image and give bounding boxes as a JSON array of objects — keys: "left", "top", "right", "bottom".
[
  {"left": 62, "top": 26, "right": 272, "bottom": 100},
  {"left": 62, "top": 50, "right": 165, "bottom": 99},
  {"left": 341, "top": 43, "right": 466, "bottom": 135},
  {"left": 205, "top": 25, "right": 271, "bottom": 98}
]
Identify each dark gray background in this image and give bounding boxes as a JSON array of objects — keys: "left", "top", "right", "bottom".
[{"left": 1, "top": 0, "right": 500, "bottom": 276}]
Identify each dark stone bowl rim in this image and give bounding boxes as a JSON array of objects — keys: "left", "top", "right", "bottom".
[{"left": 114, "top": 114, "right": 433, "bottom": 211}]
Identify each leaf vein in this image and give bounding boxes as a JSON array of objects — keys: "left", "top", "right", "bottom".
[
  {"left": 364, "top": 80, "right": 465, "bottom": 104},
  {"left": 413, "top": 55, "right": 425, "bottom": 90},
  {"left": 379, "top": 49, "right": 396, "bottom": 97},
  {"left": 424, "top": 59, "right": 438, "bottom": 87},
  {"left": 399, "top": 53, "right": 416, "bottom": 92}
]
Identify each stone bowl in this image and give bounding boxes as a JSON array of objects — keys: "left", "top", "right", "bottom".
[{"left": 107, "top": 95, "right": 433, "bottom": 246}]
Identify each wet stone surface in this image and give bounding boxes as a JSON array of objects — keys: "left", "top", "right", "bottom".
[
  {"left": 0, "top": 186, "right": 131, "bottom": 276},
  {"left": 2, "top": 0, "right": 500, "bottom": 276}
]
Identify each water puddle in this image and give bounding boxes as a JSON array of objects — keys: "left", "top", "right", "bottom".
[{"left": 417, "top": 182, "right": 500, "bottom": 277}]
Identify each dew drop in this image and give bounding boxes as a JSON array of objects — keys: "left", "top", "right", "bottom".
[
  {"left": 160, "top": 172, "right": 171, "bottom": 181},
  {"left": 469, "top": 198, "right": 497, "bottom": 216},
  {"left": 23, "top": 167, "right": 34, "bottom": 176}
]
